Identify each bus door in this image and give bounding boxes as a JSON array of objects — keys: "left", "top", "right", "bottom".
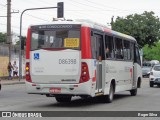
[
  {"left": 94, "top": 33, "right": 105, "bottom": 93},
  {"left": 133, "top": 43, "right": 141, "bottom": 88}
]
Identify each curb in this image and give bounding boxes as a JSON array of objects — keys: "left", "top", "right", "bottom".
[
  {"left": 1, "top": 79, "right": 26, "bottom": 85},
  {"left": 2, "top": 82, "right": 25, "bottom": 85}
]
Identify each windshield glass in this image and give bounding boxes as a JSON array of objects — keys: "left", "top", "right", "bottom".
[
  {"left": 30, "top": 25, "right": 80, "bottom": 50},
  {"left": 153, "top": 66, "right": 160, "bottom": 71},
  {"left": 142, "top": 62, "right": 151, "bottom": 67}
]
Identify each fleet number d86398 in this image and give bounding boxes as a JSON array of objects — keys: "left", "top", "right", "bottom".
[{"left": 59, "top": 59, "right": 76, "bottom": 64}]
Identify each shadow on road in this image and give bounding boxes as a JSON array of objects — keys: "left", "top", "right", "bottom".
[{"left": 37, "top": 94, "right": 131, "bottom": 108}]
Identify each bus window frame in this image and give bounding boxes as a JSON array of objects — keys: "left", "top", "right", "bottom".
[
  {"left": 123, "top": 39, "right": 132, "bottom": 61},
  {"left": 104, "top": 34, "right": 115, "bottom": 60},
  {"left": 90, "top": 29, "right": 105, "bottom": 60},
  {"left": 90, "top": 28, "right": 137, "bottom": 62},
  {"left": 114, "top": 36, "right": 124, "bottom": 61}
]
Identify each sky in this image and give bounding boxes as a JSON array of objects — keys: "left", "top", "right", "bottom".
[{"left": 0, "top": 0, "right": 160, "bottom": 36}]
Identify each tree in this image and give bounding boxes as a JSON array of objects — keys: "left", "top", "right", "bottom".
[
  {"left": 0, "top": 32, "right": 7, "bottom": 43},
  {"left": 112, "top": 11, "right": 160, "bottom": 47},
  {"left": 143, "top": 41, "right": 160, "bottom": 61}
]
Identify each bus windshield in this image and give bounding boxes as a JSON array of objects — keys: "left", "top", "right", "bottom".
[{"left": 31, "top": 29, "right": 80, "bottom": 50}]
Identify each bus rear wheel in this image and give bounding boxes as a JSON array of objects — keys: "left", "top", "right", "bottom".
[
  {"left": 130, "top": 88, "right": 137, "bottom": 96},
  {"left": 55, "top": 96, "right": 72, "bottom": 103},
  {"left": 104, "top": 84, "right": 114, "bottom": 103}
]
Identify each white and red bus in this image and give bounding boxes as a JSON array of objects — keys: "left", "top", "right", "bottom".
[{"left": 25, "top": 20, "right": 142, "bottom": 103}]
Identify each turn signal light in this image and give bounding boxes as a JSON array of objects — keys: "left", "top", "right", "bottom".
[{"left": 26, "top": 62, "right": 32, "bottom": 82}]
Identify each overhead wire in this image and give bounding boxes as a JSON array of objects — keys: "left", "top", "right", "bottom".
[
  {"left": 18, "top": 0, "right": 58, "bottom": 18},
  {"left": 69, "top": 0, "right": 112, "bottom": 11},
  {"left": 0, "top": 2, "right": 51, "bottom": 22},
  {"left": 84, "top": 0, "right": 130, "bottom": 12},
  {"left": 0, "top": 3, "right": 6, "bottom": 7},
  {"left": 0, "top": 23, "right": 27, "bottom": 30},
  {"left": 66, "top": 0, "right": 146, "bottom": 16},
  {"left": 80, "top": 0, "right": 160, "bottom": 15}
]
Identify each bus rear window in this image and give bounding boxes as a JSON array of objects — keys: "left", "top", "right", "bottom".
[{"left": 31, "top": 29, "right": 80, "bottom": 50}]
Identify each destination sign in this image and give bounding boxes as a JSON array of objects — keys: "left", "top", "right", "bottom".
[{"left": 31, "top": 24, "right": 81, "bottom": 30}]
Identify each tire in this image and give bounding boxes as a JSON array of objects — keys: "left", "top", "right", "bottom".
[
  {"left": 104, "top": 84, "right": 114, "bottom": 103},
  {"left": 130, "top": 88, "right": 137, "bottom": 96},
  {"left": 137, "top": 79, "right": 141, "bottom": 88},
  {"left": 0, "top": 84, "right": 1, "bottom": 90},
  {"left": 150, "top": 81, "right": 154, "bottom": 87},
  {"left": 55, "top": 96, "right": 72, "bottom": 103}
]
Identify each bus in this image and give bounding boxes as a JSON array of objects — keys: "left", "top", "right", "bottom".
[{"left": 25, "top": 19, "right": 142, "bottom": 103}]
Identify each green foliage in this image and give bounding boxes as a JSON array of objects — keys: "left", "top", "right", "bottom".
[
  {"left": 0, "top": 32, "right": 7, "bottom": 43},
  {"left": 112, "top": 11, "right": 160, "bottom": 48},
  {"left": 143, "top": 41, "right": 160, "bottom": 61}
]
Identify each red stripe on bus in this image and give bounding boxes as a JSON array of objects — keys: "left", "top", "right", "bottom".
[
  {"left": 81, "top": 27, "right": 92, "bottom": 59},
  {"left": 103, "top": 28, "right": 112, "bottom": 33},
  {"left": 26, "top": 28, "right": 31, "bottom": 59}
]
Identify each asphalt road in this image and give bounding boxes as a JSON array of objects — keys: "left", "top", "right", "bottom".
[{"left": 0, "top": 78, "right": 160, "bottom": 119}]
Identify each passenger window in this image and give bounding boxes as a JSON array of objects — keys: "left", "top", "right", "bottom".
[
  {"left": 130, "top": 43, "right": 134, "bottom": 60},
  {"left": 91, "top": 36, "right": 97, "bottom": 59},
  {"left": 123, "top": 40, "right": 131, "bottom": 60},
  {"left": 105, "top": 35, "right": 114, "bottom": 59},
  {"left": 91, "top": 33, "right": 105, "bottom": 60},
  {"left": 115, "top": 38, "right": 124, "bottom": 59}
]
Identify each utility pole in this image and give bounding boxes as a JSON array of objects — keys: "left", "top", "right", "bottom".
[
  {"left": 110, "top": 16, "right": 114, "bottom": 29},
  {"left": 7, "top": 0, "right": 11, "bottom": 62}
]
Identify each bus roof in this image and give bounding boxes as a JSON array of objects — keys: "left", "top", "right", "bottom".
[{"left": 30, "top": 19, "right": 136, "bottom": 42}]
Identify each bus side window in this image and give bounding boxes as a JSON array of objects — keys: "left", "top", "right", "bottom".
[
  {"left": 94, "top": 35, "right": 101, "bottom": 60},
  {"left": 92, "top": 33, "right": 105, "bottom": 61},
  {"left": 123, "top": 40, "right": 131, "bottom": 60},
  {"left": 91, "top": 36, "right": 97, "bottom": 59},
  {"left": 130, "top": 42, "right": 134, "bottom": 61},
  {"left": 105, "top": 35, "right": 114, "bottom": 59},
  {"left": 115, "top": 38, "right": 124, "bottom": 59}
]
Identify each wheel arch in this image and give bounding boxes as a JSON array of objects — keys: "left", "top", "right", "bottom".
[
  {"left": 137, "top": 77, "right": 142, "bottom": 88},
  {"left": 110, "top": 79, "right": 116, "bottom": 93}
]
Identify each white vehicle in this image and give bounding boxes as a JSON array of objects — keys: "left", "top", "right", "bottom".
[
  {"left": 150, "top": 60, "right": 159, "bottom": 67},
  {"left": 142, "top": 61, "right": 152, "bottom": 77},
  {"left": 149, "top": 64, "right": 160, "bottom": 87},
  {"left": 25, "top": 20, "right": 142, "bottom": 103}
]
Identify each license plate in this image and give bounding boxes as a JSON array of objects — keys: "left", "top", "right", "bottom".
[{"left": 49, "top": 88, "right": 61, "bottom": 93}]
